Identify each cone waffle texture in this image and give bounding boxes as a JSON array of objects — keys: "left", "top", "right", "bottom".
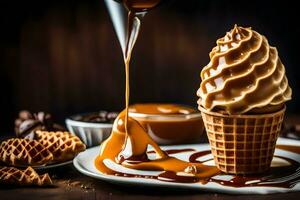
[
  {"left": 0, "top": 138, "right": 53, "bottom": 167},
  {"left": 200, "top": 106, "right": 285, "bottom": 174},
  {"left": 0, "top": 166, "right": 52, "bottom": 186},
  {"left": 35, "top": 131, "right": 86, "bottom": 162}
]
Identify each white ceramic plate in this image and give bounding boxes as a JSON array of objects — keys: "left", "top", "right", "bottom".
[
  {"left": 33, "top": 160, "right": 73, "bottom": 170},
  {"left": 15, "top": 160, "right": 73, "bottom": 170},
  {"left": 73, "top": 137, "right": 300, "bottom": 194}
]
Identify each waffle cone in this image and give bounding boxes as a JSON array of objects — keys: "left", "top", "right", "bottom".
[
  {"left": 0, "top": 138, "right": 53, "bottom": 167},
  {"left": 0, "top": 166, "right": 52, "bottom": 186},
  {"left": 35, "top": 131, "right": 86, "bottom": 162},
  {"left": 199, "top": 106, "right": 285, "bottom": 174}
]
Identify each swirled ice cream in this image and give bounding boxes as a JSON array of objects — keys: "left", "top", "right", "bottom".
[{"left": 197, "top": 25, "right": 292, "bottom": 114}]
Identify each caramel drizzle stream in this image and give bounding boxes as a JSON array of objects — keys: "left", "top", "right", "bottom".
[{"left": 95, "top": 1, "right": 218, "bottom": 180}]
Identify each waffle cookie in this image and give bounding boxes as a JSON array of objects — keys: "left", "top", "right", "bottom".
[
  {"left": 0, "top": 138, "right": 53, "bottom": 167},
  {"left": 0, "top": 166, "right": 52, "bottom": 186},
  {"left": 35, "top": 131, "right": 86, "bottom": 162},
  {"left": 200, "top": 106, "right": 285, "bottom": 174}
]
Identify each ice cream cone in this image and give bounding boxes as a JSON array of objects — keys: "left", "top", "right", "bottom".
[{"left": 199, "top": 106, "right": 285, "bottom": 174}]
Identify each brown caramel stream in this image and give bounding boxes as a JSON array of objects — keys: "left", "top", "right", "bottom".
[{"left": 95, "top": 0, "right": 218, "bottom": 182}]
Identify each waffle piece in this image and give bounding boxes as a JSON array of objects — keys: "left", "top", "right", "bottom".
[
  {"left": 35, "top": 131, "right": 86, "bottom": 162},
  {"left": 200, "top": 106, "right": 285, "bottom": 174},
  {"left": 0, "top": 166, "right": 52, "bottom": 186},
  {"left": 0, "top": 138, "right": 53, "bottom": 167}
]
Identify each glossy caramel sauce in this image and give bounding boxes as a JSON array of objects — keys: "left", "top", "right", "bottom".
[
  {"left": 129, "top": 104, "right": 204, "bottom": 144},
  {"left": 276, "top": 145, "right": 300, "bottom": 154},
  {"left": 208, "top": 156, "right": 300, "bottom": 188},
  {"left": 189, "top": 150, "right": 300, "bottom": 188},
  {"left": 129, "top": 103, "right": 196, "bottom": 115},
  {"left": 95, "top": 111, "right": 219, "bottom": 179},
  {"left": 192, "top": 149, "right": 300, "bottom": 188},
  {"left": 134, "top": 118, "right": 204, "bottom": 144},
  {"left": 96, "top": 143, "right": 300, "bottom": 187},
  {"left": 147, "top": 148, "right": 195, "bottom": 154},
  {"left": 96, "top": 0, "right": 218, "bottom": 182}
]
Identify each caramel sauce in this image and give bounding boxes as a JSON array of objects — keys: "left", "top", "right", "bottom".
[
  {"left": 96, "top": 143, "right": 300, "bottom": 187},
  {"left": 129, "top": 103, "right": 204, "bottom": 145},
  {"left": 95, "top": 111, "right": 219, "bottom": 178},
  {"left": 136, "top": 119, "right": 203, "bottom": 144},
  {"left": 189, "top": 150, "right": 213, "bottom": 163},
  {"left": 189, "top": 151, "right": 300, "bottom": 188},
  {"left": 95, "top": 0, "right": 218, "bottom": 182},
  {"left": 129, "top": 103, "right": 196, "bottom": 115},
  {"left": 147, "top": 148, "right": 195, "bottom": 155},
  {"left": 276, "top": 145, "right": 300, "bottom": 154},
  {"left": 211, "top": 156, "right": 300, "bottom": 188}
]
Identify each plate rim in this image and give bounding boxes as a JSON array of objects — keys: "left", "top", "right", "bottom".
[{"left": 73, "top": 138, "right": 300, "bottom": 194}]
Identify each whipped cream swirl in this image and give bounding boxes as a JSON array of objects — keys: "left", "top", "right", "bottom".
[{"left": 197, "top": 25, "right": 292, "bottom": 114}]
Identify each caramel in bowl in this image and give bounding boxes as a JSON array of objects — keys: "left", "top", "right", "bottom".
[{"left": 128, "top": 103, "right": 204, "bottom": 145}]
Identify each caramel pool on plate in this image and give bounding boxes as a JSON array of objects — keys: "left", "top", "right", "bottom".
[{"left": 129, "top": 103, "right": 204, "bottom": 145}]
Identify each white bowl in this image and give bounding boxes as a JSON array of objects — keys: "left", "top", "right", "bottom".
[{"left": 66, "top": 115, "right": 113, "bottom": 147}]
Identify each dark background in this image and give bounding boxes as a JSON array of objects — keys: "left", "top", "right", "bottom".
[{"left": 0, "top": 0, "right": 299, "bottom": 134}]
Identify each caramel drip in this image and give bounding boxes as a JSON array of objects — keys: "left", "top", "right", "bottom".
[
  {"left": 95, "top": 111, "right": 219, "bottom": 178},
  {"left": 95, "top": 0, "right": 219, "bottom": 180},
  {"left": 96, "top": 142, "right": 300, "bottom": 187},
  {"left": 276, "top": 145, "right": 300, "bottom": 154},
  {"left": 147, "top": 149, "right": 195, "bottom": 154},
  {"left": 124, "top": 52, "right": 130, "bottom": 133},
  {"left": 129, "top": 103, "right": 197, "bottom": 115},
  {"left": 197, "top": 25, "right": 292, "bottom": 114},
  {"left": 123, "top": 11, "right": 140, "bottom": 134}
]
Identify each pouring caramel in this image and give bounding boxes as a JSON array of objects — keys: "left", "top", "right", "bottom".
[
  {"left": 95, "top": 110, "right": 219, "bottom": 180},
  {"left": 95, "top": 0, "right": 218, "bottom": 181}
]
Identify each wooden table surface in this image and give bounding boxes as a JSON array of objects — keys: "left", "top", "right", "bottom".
[{"left": 1, "top": 115, "right": 300, "bottom": 200}]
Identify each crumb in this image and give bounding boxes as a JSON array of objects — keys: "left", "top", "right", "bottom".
[{"left": 69, "top": 181, "right": 81, "bottom": 187}]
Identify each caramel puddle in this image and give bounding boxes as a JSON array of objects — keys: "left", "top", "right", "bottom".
[
  {"left": 95, "top": 111, "right": 219, "bottom": 182},
  {"left": 276, "top": 144, "right": 300, "bottom": 154},
  {"left": 95, "top": 133, "right": 300, "bottom": 187}
]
